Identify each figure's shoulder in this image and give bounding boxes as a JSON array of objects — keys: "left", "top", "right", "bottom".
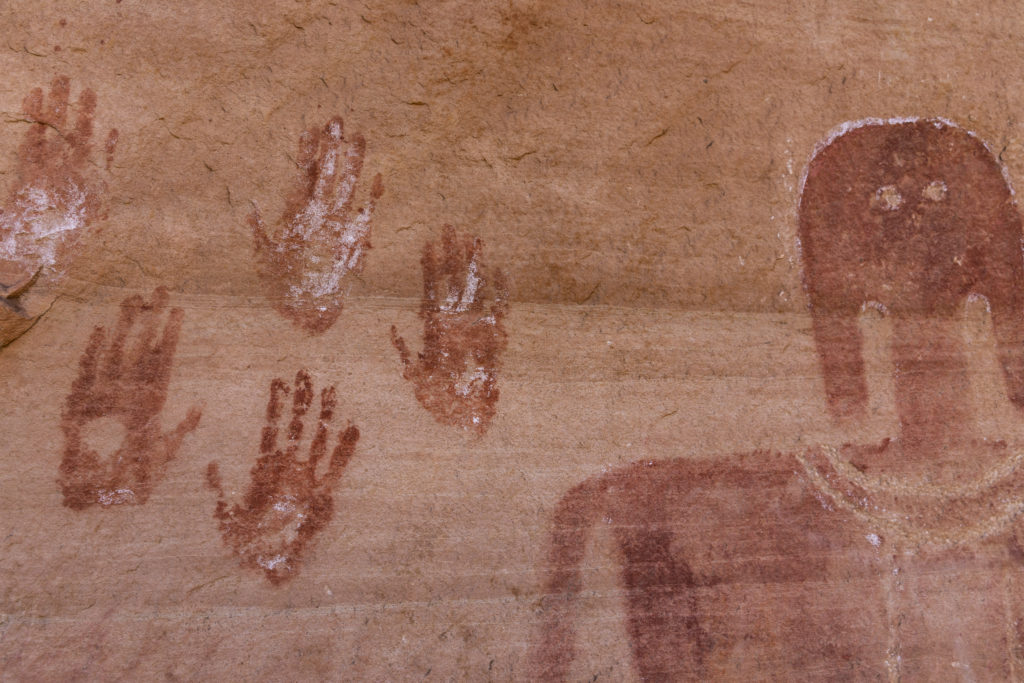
[{"left": 573, "top": 449, "right": 797, "bottom": 502}]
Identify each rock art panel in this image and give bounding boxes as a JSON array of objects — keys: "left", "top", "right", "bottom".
[
  {"left": 206, "top": 370, "right": 359, "bottom": 585},
  {"left": 251, "top": 116, "right": 383, "bottom": 334},
  {"left": 391, "top": 225, "right": 509, "bottom": 433},
  {"left": 532, "top": 119, "right": 1024, "bottom": 680},
  {"left": 59, "top": 288, "right": 201, "bottom": 510},
  {"left": 1, "top": 75, "right": 116, "bottom": 347}
]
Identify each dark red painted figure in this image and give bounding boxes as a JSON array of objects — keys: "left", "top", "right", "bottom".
[{"left": 532, "top": 119, "right": 1024, "bottom": 680}]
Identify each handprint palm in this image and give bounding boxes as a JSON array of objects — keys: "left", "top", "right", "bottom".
[
  {"left": 391, "top": 225, "right": 509, "bottom": 433},
  {"left": 207, "top": 370, "right": 359, "bottom": 584},
  {"left": 59, "top": 288, "right": 202, "bottom": 510},
  {"left": 251, "top": 117, "right": 383, "bottom": 334}
]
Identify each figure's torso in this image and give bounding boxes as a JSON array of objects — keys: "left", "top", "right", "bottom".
[{"left": 592, "top": 451, "right": 1024, "bottom": 680}]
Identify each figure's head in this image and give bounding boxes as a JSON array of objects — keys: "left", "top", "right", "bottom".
[
  {"left": 800, "top": 118, "right": 1018, "bottom": 317},
  {"left": 799, "top": 119, "right": 1024, "bottom": 477}
]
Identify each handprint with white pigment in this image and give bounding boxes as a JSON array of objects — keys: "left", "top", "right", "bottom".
[
  {"left": 391, "top": 225, "right": 509, "bottom": 433},
  {"left": 206, "top": 370, "right": 359, "bottom": 584},
  {"left": 251, "top": 117, "right": 383, "bottom": 334},
  {"left": 0, "top": 75, "right": 116, "bottom": 341}
]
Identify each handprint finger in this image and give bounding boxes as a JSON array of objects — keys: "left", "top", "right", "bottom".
[
  {"left": 370, "top": 173, "right": 384, "bottom": 201},
  {"left": 22, "top": 86, "right": 44, "bottom": 121},
  {"left": 261, "top": 377, "right": 290, "bottom": 454},
  {"left": 420, "top": 239, "right": 441, "bottom": 311},
  {"left": 248, "top": 206, "right": 272, "bottom": 252},
  {"left": 331, "top": 133, "right": 366, "bottom": 219},
  {"left": 458, "top": 237, "right": 484, "bottom": 313},
  {"left": 67, "top": 87, "right": 97, "bottom": 166},
  {"left": 148, "top": 305, "right": 185, "bottom": 389},
  {"left": 43, "top": 76, "right": 71, "bottom": 130},
  {"left": 20, "top": 86, "right": 48, "bottom": 168},
  {"left": 490, "top": 268, "right": 510, "bottom": 316},
  {"left": 441, "top": 226, "right": 472, "bottom": 308},
  {"left": 172, "top": 405, "right": 203, "bottom": 436},
  {"left": 157, "top": 406, "right": 202, "bottom": 469},
  {"left": 340, "top": 172, "right": 381, "bottom": 267},
  {"left": 104, "top": 128, "right": 118, "bottom": 171},
  {"left": 128, "top": 288, "right": 169, "bottom": 382},
  {"left": 321, "top": 424, "right": 359, "bottom": 487},
  {"left": 437, "top": 228, "right": 477, "bottom": 313},
  {"left": 292, "top": 369, "right": 314, "bottom": 413},
  {"left": 311, "top": 117, "right": 346, "bottom": 207},
  {"left": 440, "top": 224, "right": 460, "bottom": 279},
  {"left": 390, "top": 325, "right": 412, "bottom": 368},
  {"left": 286, "top": 369, "right": 314, "bottom": 444},
  {"left": 295, "top": 127, "right": 321, "bottom": 182},
  {"left": 307, "top": 385, "right": 337, "bottom": 479},
  {"left": 101, "top": 293, "right": 143, "bottom": 381},
  {"left": 338, "top": 200, "right": 374, "bottom": 272},
  {"left": 205, "top": 461, "right": 225, "bottom": 498},
  {"left": 317, "top": 384, "right": 337, "bottom": 422},
  {"left": 65, "top": 324, "right": 106, "bottom": 408},
  {"left": 334, "top": 172, "right": 382, "bottom": 271}
]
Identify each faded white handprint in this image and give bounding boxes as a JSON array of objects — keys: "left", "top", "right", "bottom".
[
  {"left": 251, "top": 117, "right": 383, "bottom": 334},
  {"left": 0, "top": 76, "right": 116, "bottom": 346}
]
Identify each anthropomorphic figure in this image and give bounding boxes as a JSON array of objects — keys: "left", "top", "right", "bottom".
[{"left": 532, "top": 119, "right": 1024, "bottom": 680}]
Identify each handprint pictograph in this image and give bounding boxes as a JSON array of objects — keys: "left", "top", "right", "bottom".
[
  {"left": 391, "top": 225, "right": 509, "bottom": 433},
  {"left": 251, "top": 116, "right": 383, "bottom": 334},
  {"left": 206, "top": 370, "right": 359, "bottom": 585},
  {"left": 59, "top": 288, "right": 202, "bottom": 510},
  {"left": 0, "top": 75, "right": 117, "bottom": 342}
]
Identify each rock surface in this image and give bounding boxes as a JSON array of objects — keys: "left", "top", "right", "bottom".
[{"left": 4, "top": 1, "right": 1024, "bottom": 679}]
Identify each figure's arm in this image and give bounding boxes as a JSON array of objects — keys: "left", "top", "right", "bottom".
[{"left": 531, "top": 477, "right": 605, "bottom": 681}]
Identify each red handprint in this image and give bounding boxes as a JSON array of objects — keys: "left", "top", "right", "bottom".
[
  {"left": 207, "top": 370, "right": 359, "bottom": 584},
  {"left": 251, "top": 117, "right": 383, "bottom": 334},
  {"left": 391, "top": 225, "right": 509, "bottom": 433},
  {"left": 59, "top": 288, "right": 202, "bottom": 510}
]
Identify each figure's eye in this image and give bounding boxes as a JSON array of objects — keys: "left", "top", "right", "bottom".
[
  {"left": 923, "top": 180, "right": 947, "bottom": 201},
  {"left": 873, "top": 185, "right": 903, "bottom": 211}
]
